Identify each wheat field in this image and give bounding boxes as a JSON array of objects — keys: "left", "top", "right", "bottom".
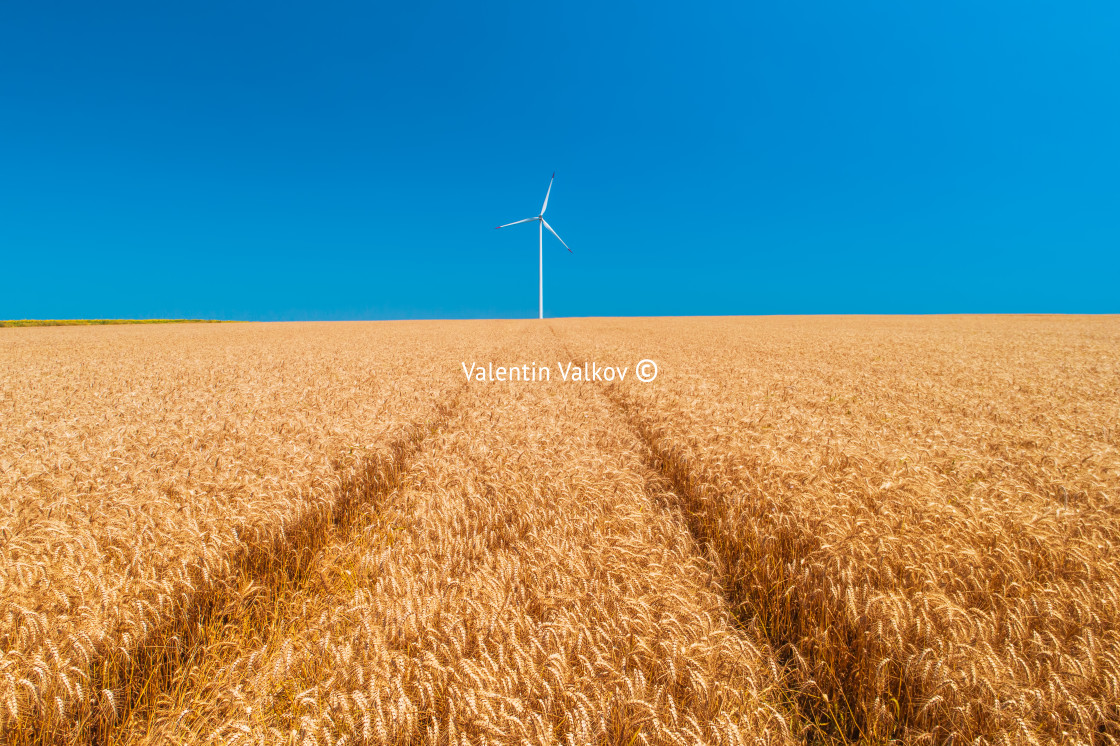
[{"left": 1, "top": 316, "right": 1117, "bottom": 745}]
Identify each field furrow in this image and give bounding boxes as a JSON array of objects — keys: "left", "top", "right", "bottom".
[
  {"left": 115, "top": 330, "right": 794, "bottom": 745},
  {"left": 558, "top": 316, "right": 1120, "bottom": 743},
  {"left": 0, "top": 322, "right": 498, "bottom": 742}
]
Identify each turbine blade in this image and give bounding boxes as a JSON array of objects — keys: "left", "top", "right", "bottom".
[
  {"left": 495, "top": 217, "right": 538, "bottom": 229},
  {"left": 541, "top": 219, "right": 571, "bottom": 252},
  {"left": 540, "top": 172, "right": 555, "bottom": 216}
]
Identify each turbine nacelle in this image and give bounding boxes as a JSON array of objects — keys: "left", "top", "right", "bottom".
[{"left": 494, "top": 173, "right": 571, "bottom": 253}]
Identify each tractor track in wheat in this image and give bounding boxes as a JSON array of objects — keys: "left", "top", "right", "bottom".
[{"left": 71, "top": 390, "right": 464, "bottom": 746}]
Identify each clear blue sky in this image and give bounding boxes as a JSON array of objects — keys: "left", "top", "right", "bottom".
[{"left": 2, "top": 2, "right": 1117, "bottom": 319}]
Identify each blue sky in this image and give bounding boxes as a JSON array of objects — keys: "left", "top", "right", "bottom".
[{"left": 2, "top": 2, "right": 1117, "bottom": 319}]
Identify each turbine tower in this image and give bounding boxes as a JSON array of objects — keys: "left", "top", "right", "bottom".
[{"left": 495, "top": 172, "right": 572, "bottom": 319}]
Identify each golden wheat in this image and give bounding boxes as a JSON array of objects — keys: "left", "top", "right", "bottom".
[
  {"left": 559, "top": 314, "right": 1120, "bottom": 743},
  {"left": 0, "top": 321, "right": 492, "bottom": 741},
  {"left": 2, "top": 316, "right": 1117, "bottom": 744},
  {"left": 114, "top": 333, "right": 793, "bottom": 745}
]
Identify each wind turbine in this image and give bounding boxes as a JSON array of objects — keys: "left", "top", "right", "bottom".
[{"left": 495, "top": 172, "right": 572, "bottom": 319}]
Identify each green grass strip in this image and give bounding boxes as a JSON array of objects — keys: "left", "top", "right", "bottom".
[{"left": 0, "top": 319, "right": 234, "bottom": 327}]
